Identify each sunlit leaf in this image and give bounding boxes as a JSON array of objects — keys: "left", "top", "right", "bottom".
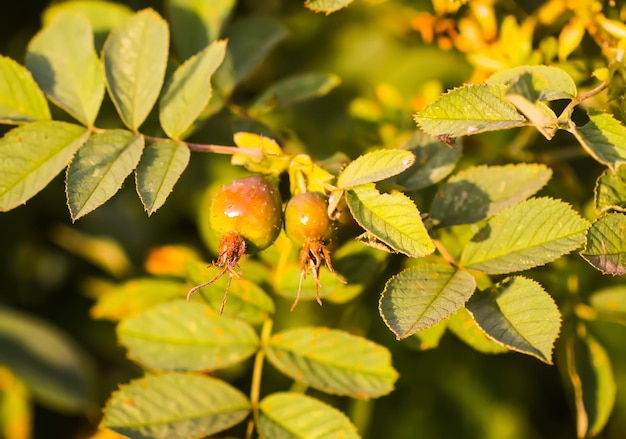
[
  {"left": 337, "top": 149, "right": 415, "bottom": 189},
  {"left": 232, "top": 132, "right": 291, "bottom": 176},
  {"left": 66, "top": 130, "right": 144, "bottom": 220},
  {"left": 572, "top": 110, "right": 626, "bottom": 171},
  {"left": 448, "top": 307, "right": 509, "bottom": 354},
  {"left": 42, "top": 0, "right": 133, "bottom": 50},
  {"left": 406, "top": 320, "right": 447, "bottom": 351},
  {"left": 305, "top": 0, "right": 355, "bottom": 14},
  {"left": 486, "top": 65, "right": 577, "bottom": 100},
  {"left": 136, "top": 140, "right": 190, "bottom": 215},
  {"left": 167, "top": 0, "right": 235, "bottom": 60},
  {"left": 0, "top": 306, "right": 93, "bottom": 413},
  {"left": 102, "top": 373, "right": 250, "bottom": 438},
  {"left": 185, "top": 260, "right": 275, "bottom": 324},
  {"left": 430, "top": 164, "right": 552, "bottom": 226},
  {"left": 580, "top": 213, "right": 626, "bottom": 275},
  {"left": 379, "top": 259, "right": 476, "bottom": 339},
  {"left": 0, "top": 55, "right": 50, "bottom": 124},
  {"left": 389, "top": 131, "right": 462, "bottom": 191},
  {"left": 0, "top": 121, "right": 89, "bottom": 212},
  {"left": 118, "top": 301, "right": 259, "bottom": 371},
  {"left": 103, "top": 9, "right": 169, "bottom": 130},
  {"left": 265, "top": 327, "right": 398, "bottom": 399},
  {"left": 415, "top": 83, "right": 525, "bottom": 137},
  {"left": 345, "top": 184, "right": 434, "bottom": 257},
  {"left": 159, "top": 40, "right": 226, "bottom": 139},
  {"left": 258, "top": 392, "right": 360, "bottom": 439},
  {"left": 466, "top": 276, "right": 561, "bottom": 363},
  {"left": 460, "top": 197, "right": 589, "bottom": 274},
  {"left": 90, "top": 278, "right": 187, "bottom": 321},
  {"left": 595, "top": 166, "right": 626, "bottom": 213},
  {"left": 506, "top": 94, "right": 558, "bottom": 140},
  {"left": 26, "top": 12, "right": 104, "bottom": 126},
  {"left": 250, "top": 72, "right": 341, "bottom": 115}
]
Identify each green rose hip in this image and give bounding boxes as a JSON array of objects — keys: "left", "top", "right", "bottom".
[
  {"left": 187, "top": 176, "right": 283, "bottom": 313},
  {"left": 284, "top": 191, "right": 344, "bottom": 311}
]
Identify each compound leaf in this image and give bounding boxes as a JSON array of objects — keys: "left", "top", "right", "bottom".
[
  {"left": 0, "top": 55, "right": 50, "bottom": 123},
  {"left": 26, "top": 12, "right": 104, "bottom": 126},
  {"left": 66, "top": 130, "right": 144, "bottom": 221},
  {"left": 580, "top": 213, "right": 626, "bottom": 275},
  {"left": 102, "top": 373, "right": 250, "bottom": 438},
  {"left": 345, "top": 184, "right": 434, "bottom": 257},
  {"left": 103, "top": 9, "right": 169, "bottom": 130},
  {"left": 415, "top": 83, "right": 525, "bottom": 137},
  {"left": 259, "top": 392, "right": 360, "bottom": 439},
  {"left": 379, "top": 259, "right": 476, "bottom": 339},
  {"left": 466, "top": 276, "right": 561, "bottom": 363},
  {"left": 265, "top": 327, "right": 398, "bottom": 399},
  {"left": 136, "top": 139, "right": 190, "bottom": 216},
  {"left": 0, "top": 121, "right": 89, "bottom": 212},
  {"left": 117, "top": 301, "right": 259, "bottom": 372},
  {"left": 460, "top": 197, "right": 589, "bottom": 274},
  {"left": 337, "top": 149, "right": 415, "bottom": 189},
  {"left": 159, "top": 40, "right": 227, "bottom": 139},
  {"left": 431, "top": 163, "right": 552, "bottom": 226}
]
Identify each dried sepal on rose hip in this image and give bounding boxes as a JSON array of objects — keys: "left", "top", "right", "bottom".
[
  {"left": 284, "top": 191, "right": 345, "bottom": 311},
  {"left": 187, "top": 176, "right": 283, "bottom": 313}
]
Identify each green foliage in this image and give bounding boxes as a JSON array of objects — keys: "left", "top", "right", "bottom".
[{"left": 3, "top": 1, "right": 626, "bottom": 438}]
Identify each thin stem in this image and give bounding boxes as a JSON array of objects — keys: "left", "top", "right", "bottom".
[
  {"left": 432, "top": 239, "right": 458, "bottom": 268},
  {"left": 560, "top": 81, "right": 608, "bottom": 119},
  {"left": 245, "top": 318, "right": 273, "bottom": 439},
  {"left": 143, "top": 135, "right": 263, "bottom": 159}
]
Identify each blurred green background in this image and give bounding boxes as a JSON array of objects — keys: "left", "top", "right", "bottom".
[{"left": 1, "top": 1, "right": 626, "bottom": 438}]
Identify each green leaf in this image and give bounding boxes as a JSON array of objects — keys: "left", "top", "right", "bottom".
[
  {"left": 486, "top": 65, "right": 577, "bottom": 101},
  {"left": 589, "top": 286, "right": 626, "bottom": 325},
  {"left": 572, "top": 110, "right": 626, "bottom": 171},
  {"left": 448, "top": 307, "right": 509, "bottom": 354},
  {"left": 265, "top": 327, "right": 398, "bottom": 399},
  {"left": 337, "top": 149, "right": 415, "bottom": 189},
  {"left": 258, "top": 392, "right": 360, "bottom": 439},
  {"left": 430, "top": 163, "right": 552, "bottom": 226},
  {"left": 167, "top": 0, "right": 235, "bottom": 60},
  {"left": 466, "top": 276, "right": 561, "bottom": 363},
  {"left": 90, "top": 278, "right": 187, "bottom": 321},
  {"left": 102, "top": 373, "right": 250, "bottom": 438},
  {"left": 66, "top": 130, "right": 144, "bottom": 221},
  {"left": 345, "top": 184, "right": 435, "bottom": 257},
  {"left": 415, "top": 83, "right": 525, "bottom": 137},
  {"left": 117, "top": 300, "right": 259, "bottom": 372},
  {"left": 25, "top": 11, "right": 104, "bottom": 126},
  {"left": 159, "top": 40, "right": 227, "bottom": 139},
  {"left": 103, "top": 9, "right": 169, "bottom": 130},
  {"left": 0, "top": 306, "right": 93, "bottom": 413},
  {"left": 214, "top": 16, "right": 288, "bottom": 96},
  {"left": 185, "top": 260, "right": 275, "bottom": 325},
  {"left": 379, "top": 259, "right": 476, "bottom": 339},
  {"left": 0, "top": 121, "right": 89, "bottom": 212},
  {"left": 305, "top": 0, "right": 355, "bottom": 14},
  {"left": 136, "top": 140, "right": 190, "bottom": 215},
  {"left": 389, "top": 131, "right": 462, "bottom": 191},
  {"left": 42, "top": 0, "right": 134, "bottom": 51},
  {"left": 250, "top": 72, "right": 341, "bottom": 115},
  {"left": 595, "top": 165, "right": 626, "bottom": 213},
  {"left": 506, "top": 94, "right": 558, "bottom": 140},
  {"left": 0, "top": 55, "right": 50, "bottom": 123},
  {"left": 580, "top": 213, "right": 626, "bottom": 275},
  {"left": 559, "top": 333, "right": 616, "bottom": 438},
  {"left": 460, "top": 197, "right": 589, "bottom": 274}
]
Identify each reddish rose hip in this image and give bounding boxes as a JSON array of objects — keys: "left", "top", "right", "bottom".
[
  {"left": 284, "top": 192, "right": 344, "bottom": 311},
  {"left": 187, "top": 176, "right": 283, "bottom": 313}
]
